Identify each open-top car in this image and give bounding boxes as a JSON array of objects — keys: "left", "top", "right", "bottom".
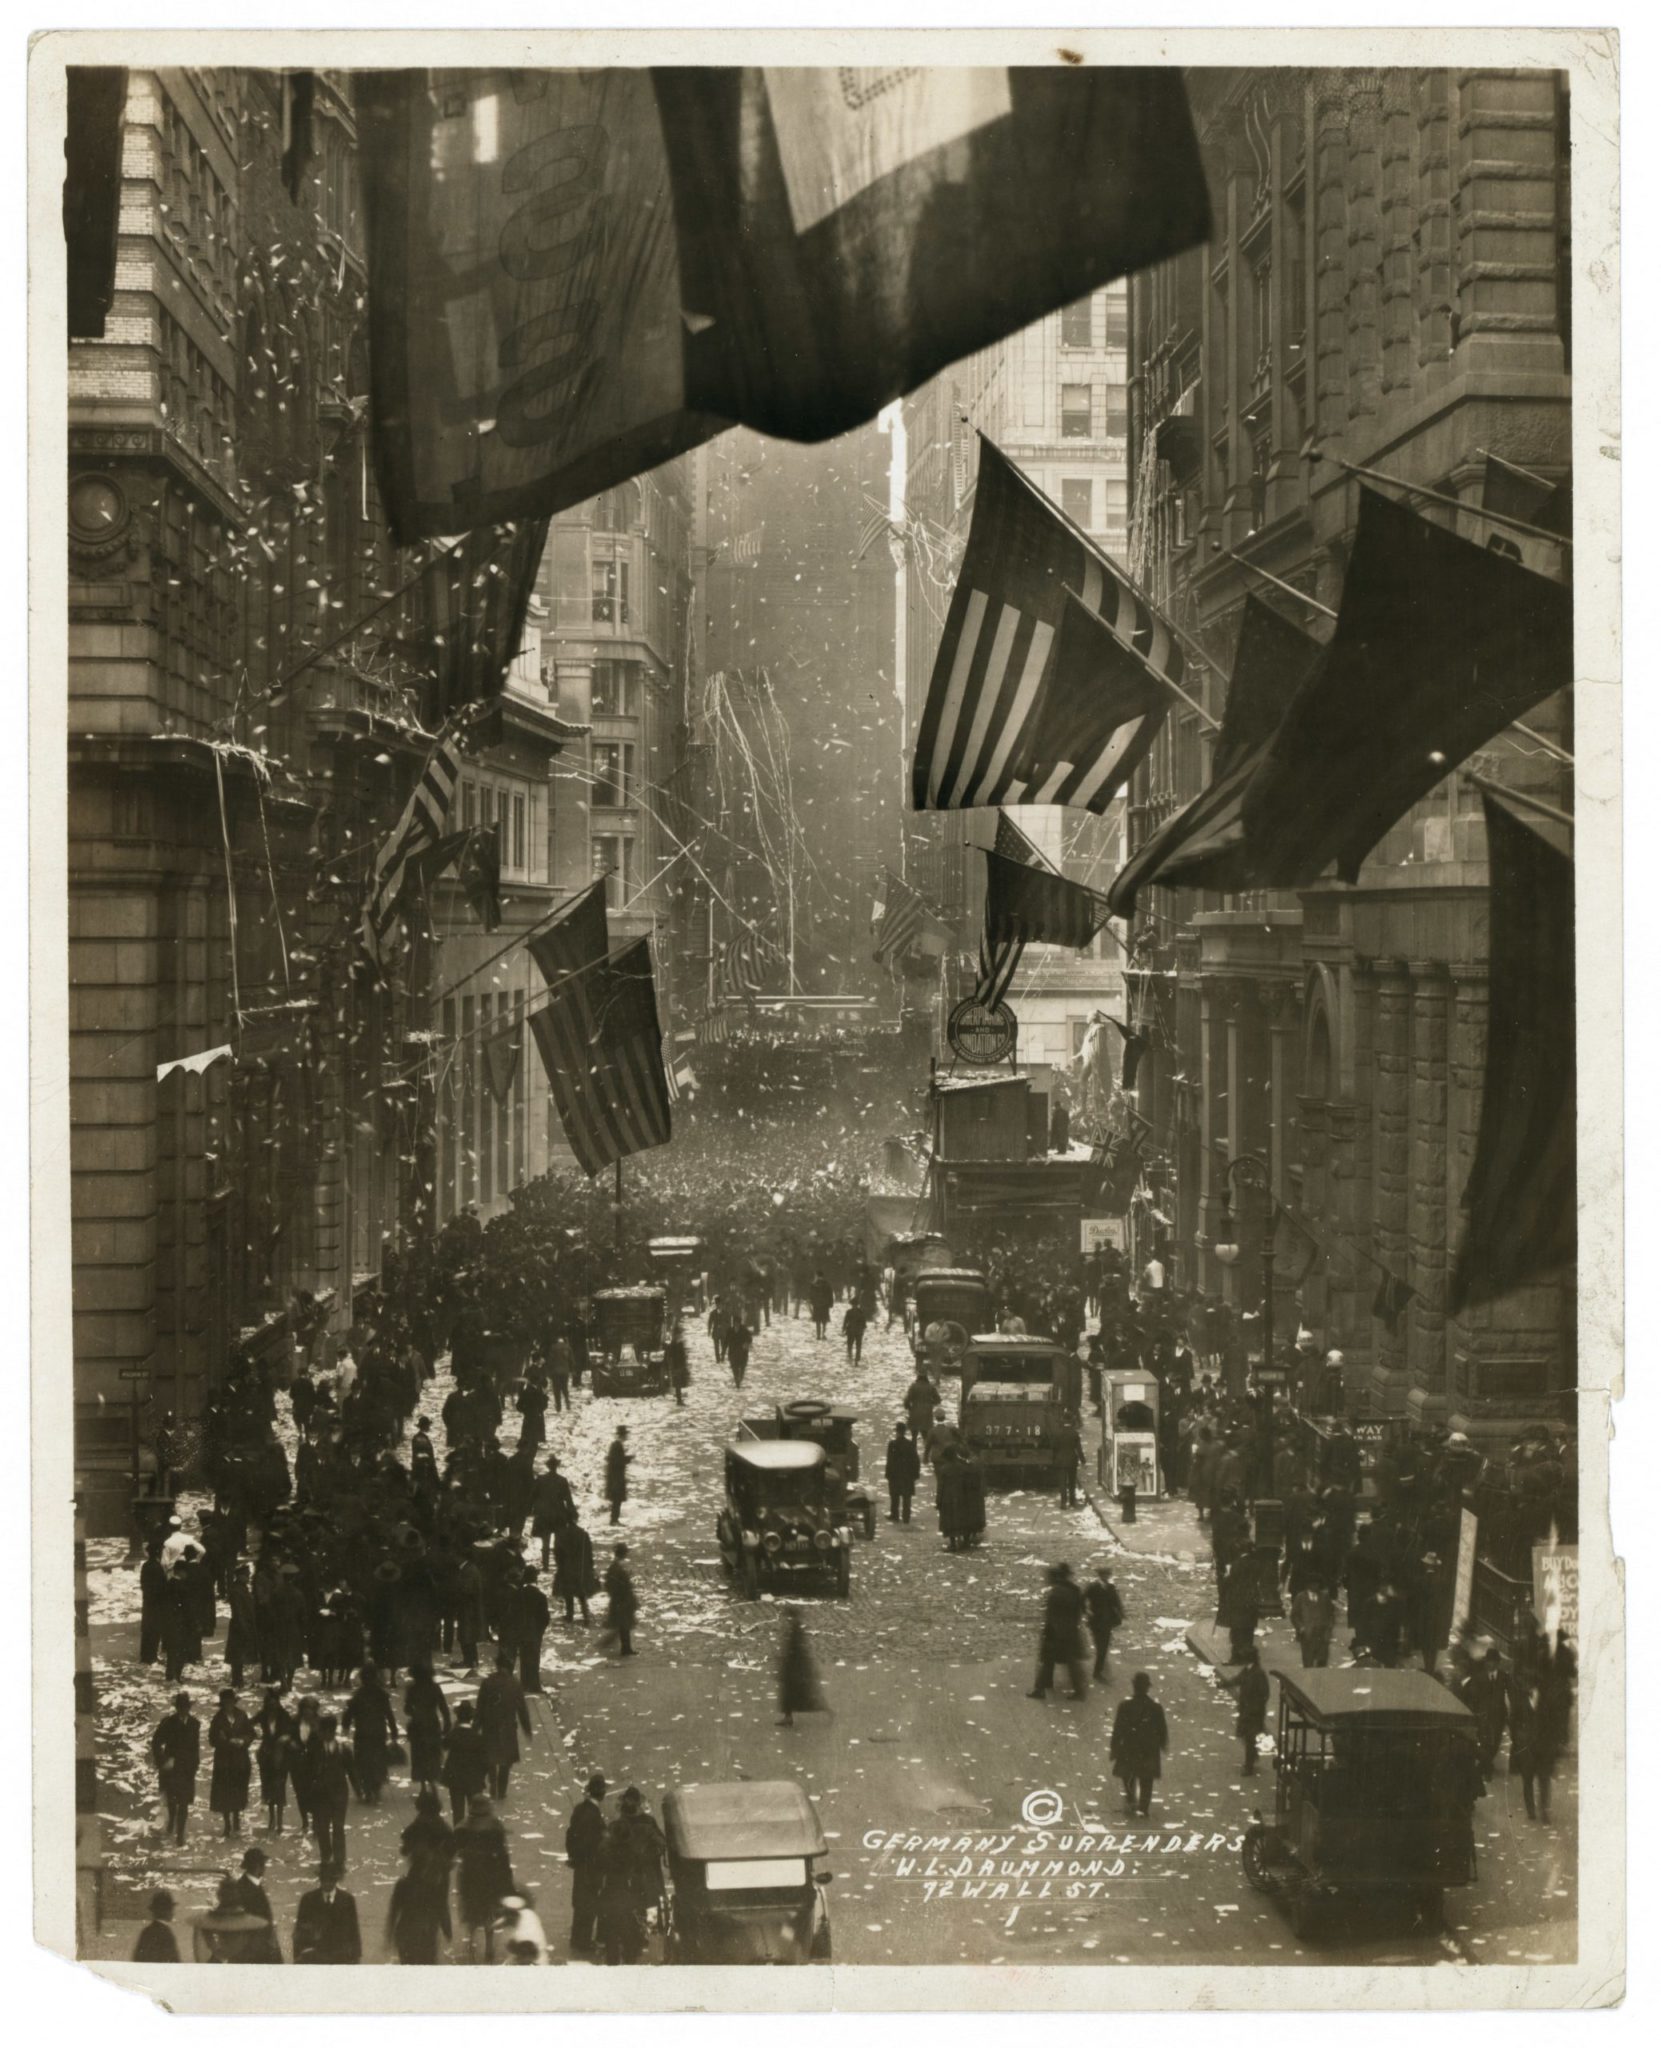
[
  {"left": 717, "top": 1439, "right": 853, "bottom": 1598},
  {"left": 661, "top": 1779, "right": 833, "bottom": 1964},
  {"left": 742, "top": 1398, "right": 876, "bottom": 1540}
]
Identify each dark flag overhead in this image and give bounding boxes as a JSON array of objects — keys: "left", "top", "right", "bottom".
[
  {"left": 361, "top": 737, "right": 465, "bottom": 970},
  {"left": 1482, "top": 453, "right": 1572, "bottom": 543},
  {"left": 973, "top": 848, "right": 1112, "bottom": 1009},
  {"left": 1239, "top": 488, "right": 1574, "bottom": 887},
  {"left": 974, "top": 811, "right": 1052, "bottom": 1008},
  {"left": 913, "top": 439, "right": 1178, "bottom": 815},
  {"left": 1104, "top": 596, "right": 1324, "bottom": 917},
  {"left": 528, "top": 881, "right": 610, "bottom": 992},
  {"left": 1371, "top": 1272, "right": 1418, "bottom": 1335},
  {"left": 409, "top": 521, "right": 550, "bottom": 722},
  {"left": 64, "top": 68, "right": 128, "bottom": 339},
  {"left": 653, "top": 67, "right": 1210, "bottom": 443},
  {"left": 359, "top": 68, "right": 720, "bottom": 542},
  {"left": 1449, "top": 793, "right": 1576, "bottom": 1313},
  {"left": 530, "top": 939, "right": 673, "bottom": 1178}
]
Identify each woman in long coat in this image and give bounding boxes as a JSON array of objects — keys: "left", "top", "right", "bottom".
[
  {"left": 403, "top": 1664, "right": 452, "bottom": 1798},
  {"left": 208, "top": 1689, "right": 256, "bottom": 1837},
  {"left": 342, "top": 1665, "right": 399, "bottom": 1804},
  {"left": 255, "top": 1687, "right": 295, "bottom": 1833}
]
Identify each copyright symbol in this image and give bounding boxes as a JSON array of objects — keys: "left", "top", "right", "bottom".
[{"left": 1021, "top": 1788, "right": 1063, "bottom": 1827}]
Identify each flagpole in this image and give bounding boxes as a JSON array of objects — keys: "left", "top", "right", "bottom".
[
  {"left": 614, "top": 1156, "right": 624, "bottom": 1253},
  {"left": 1329, "top": 457, "right": 1572, "bottom": 549}
]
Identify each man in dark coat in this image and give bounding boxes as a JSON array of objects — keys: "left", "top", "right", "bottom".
[
  {"left": 477, "top": 1653, "right": 534, "bottom": 1801},
  {"left": 309, "top": 1714, "right": 354, "bottom": 1869},
  {"left": 225, "top": 1563, "right": 261, "bottom": 1691},
  {"left": 807, "top": 1271, "right": 835, "bottom": 1340},
  {"left": 160, "top": 1564, "right": 200, "bottom": 1683},
  {"left": 131, "top": 1889, "right": 180, "bottom": 1963},
  {"left": 603, "top": 1545, "right": 639, "bottom": 1658},
  {"left": 531, "top": 1456, "right": 577, "bottom": 1569},
  {"left": 1084, "top": 1566, "right": 1126, "bottom": 1682},
  {"left": 604, "top": 1427, "right": 631, "bottom": 1527},
  {"left": 565, "top": 1774, "right": 609, "bottom": 1954},
  {"left": 599, "top": 1787, "right": 667, "bottom": 1965},
  {"left": 151, "top": 1693, "right": 200, "bottom": 1845},
  {"left": 1222, "top": 1645, "right": 1271, "bottom": 1774},
  {"left": 666, "top": 1324, "right": 690, "bottom": 1406},
  {"left": 727, "top": 1320, "right": 754, "bottom": 1388},
  {"left": 1109, "top": 1672, "right": 1169, "bottom": 1816},
  {"left": 1058, "top": 1417, "right": 1085, "bottom": 1510},
  {"left": 1218, "top": 1556, "right": 1260, "bottom": 1665},
  {"left": 292, "top": 1860, "right": 362, "bottom": 1964},
  {"left": 1028, "top": 1564, "right": 1088, "bottom": 1701},
  {"left": 884, "top": 1424, "right": 920, "bottom": 1523},
  {"left": 513, "top": 1569, "right": 551, "bottom": 1695},
  {"left": 138, "top": 1540, "right": 167, "bottom": 1666},
  {"left": 1459, "top": 1645, "right": 1509, "bottom": 1779},
  {"left": 231, "top": 1844, "right": 283, "bottom": 1962},
  {"left": 554, "top": 1516, "right": 598, "bottom": 1624},
  {"left": 441, "top": 1700, "right": 490, "bottom": 1826}
]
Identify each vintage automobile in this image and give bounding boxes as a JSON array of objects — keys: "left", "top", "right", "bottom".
[
  {"left": 958, "top": 1335, "right": 1080, "bottom": 1486},
  {"left": 908, "top": 1267, "right": 992, "bottom": 1368},
  {"left": 1241, "top": 1667, "right": 1481, "bottom": 1938},
  {"left": 661, "top": 1779, "right": 833, "bottom": 1963},
  {"left": 647, "top": 1235, "right": 706, "bottom": 1316},
  {"left": 717, "top": 1439, "right": 853, "bottom": 1598},
  {"left": 589, "top": 1286, "right": 670, "bottom": 1397},
  {"left": 742, "top": 1399, "right": 877, "bottom": 1540}
]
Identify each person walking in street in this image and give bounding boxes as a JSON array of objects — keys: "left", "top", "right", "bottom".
[
  {"left": 565, "top": 1774, "right": 609, "bottom": 1955},
  {"left": 544, "top": 1330, "right": 574, "bottom": 1414},
  {"left": 255, "top": 1687, "right": 295, "bottom": 1834},
  {"left": 531, "top": 1455, "right": 576, "bottom": 1569},
  {"left": 776, "top": 1606, "right": 828, "bottom": 1728},
  {"left": 1290, "top": 1582, "right": 1336, "bottom": 1670},
  {"left": 231, "top": 1844, "right": 284, "bottom": 1963},
  {"left": 292, "top": 1859, "right": 361, "bottom": 1964},
  {"left": 1508, "top": 1670, "right": 1564, "bottom": 1823},
  {"left": 309, "top": 1714, "right": 354, "bottom": 1870},
  {"left": 885, "top": 1423, "right": 919, "bottom": 1524},
  {"left": 904, "top": 1370, "right": 940, "bottom": 1441},
  {"left": 1084, "top": 1565, "right": 1125, "bottom": 1683},
  {"left": 513, "top": 1568, "right": 551, "bottom": 1695},
  {"left": 727, "top": 1318, "right": 754, "bottom": 1389},
  {"left": 1028, "top": 1563, "right": 1088, "bottom": 1702},
  {"left": 1459, "top": 1644, "right": 1509, "bottom": 1781},
  {"left": 477, "top": 1652, "right": 534, "bottom": 1802},
  {"left": 603, "top": 1545, "right": 639, "bottom": 1658},
  {"left": 403, "top": 1662, "right": 452, "bottom": 1800},
  {"left": 208, "top": 1687, "right": 255, "bottom": 1838},
  {"left": 1058, "top": 1415, "right": 1085, "bottom": 1510},
  {"left": 604, "top": 1427, "right": 632, "bottom": 1527},
  {"left": 387, "top": 1839, "right": 453, "bottom": 1964},
  {"left": 808, "top": 1270, "right": 834, "bottom": 1341},
  {"left": 132, "top": 1890, "right": 180, "bottom": 1963},
  {"left": 160, "top": 1562, "right": 200, "bottom": 1683},
  {"left": 1222, "top": 1644, "right": 1271, "bottom": 1776},
  {"left": 1109, "top": 1672, "right": 1169, "bottom": 1817},
  {"left": 842, "top": 1300, "right": 868, "bottom": 1366},
  {"left": 1188, "top": 1427, "right": 1221, "bottom": 1526},
  {"left": 138, "top": 1538, "right": 167, "bottom": 1667},
  {"left": 342, "top": 1664, "right": 399, "bottom": 1806},
  {"left": 598, "top": 1787, "right": 667, "bottom": 1966},
  {"left": 666, "top": 1322, "right": 690, "bottom": 1406},
  {"left": 225, "top": 1562, "right": 261, "bottom": 1690},
  {"left": 441, "top": 1700, "right": 490, "bottom": 1826},
  {"left": 554, "top": 1515, "right": 598, "bottom": 1624},
  {"left": 454, "top": 1793, "right": 516, "bottom": 1961},
  {"left": 151, "top": 1692, "right": 200, "bottom": 1846}
]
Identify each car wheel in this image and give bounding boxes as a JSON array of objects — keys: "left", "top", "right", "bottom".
[{"left": 1241, "top": 1828, "right": 1274, "bottom": 1894}]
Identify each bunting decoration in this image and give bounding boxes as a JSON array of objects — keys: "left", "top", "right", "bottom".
[
  {"left": 1449, "top": 793, "right": 1576, "bottom": 1311},
  {"left": 361, "top": 67, "right": 1209, "bottom": 538},
  {"left": 912, "top": 440, "right": 1177, "bottom": 815}
]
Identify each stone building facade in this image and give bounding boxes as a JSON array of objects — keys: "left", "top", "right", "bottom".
[
  {"left": 1123, "top": 67, "right": 1574, "bottom": 1436},
  {"left": 66, "top": 68, "right": 564, "bottom": 1524}
]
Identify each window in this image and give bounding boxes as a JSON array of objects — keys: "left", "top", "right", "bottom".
[
  {"left": 592, "top": 835, "right": 635, "bottom": 909},
  {"left": 1104, "top": 291, "right": 1129, "bottom": 350},
  {"left": 1251, "top": 255, "right": 1273, "bottom": 381},
  {"left": 591, "top": 741, "right": 632, "bottom": 807},
  {"left": 1061, "top": 297, "right": 1093, "bottom": 348},
  {"left": 590, "top": 660, "right": 638, "bottom": 717},
  {"left": 1103, "top": 387, "right": 1128, "bottom": 441},
  {"left": 1061, "top": 478, "right": 1094, "bottom": 528},
  {"left": 461, "top": 780, "right": 477, "bottom": 830},
  {"left": 512, "top": 792, "right": 527, "bottom": 872},
  {"left": 1286, "top": 192, "right": 1308, "bottom": 346},
  {"left": 591, "top": 550, "right": 630, "bottom": 624},
  {"left": 1061, "top": 384, "right": 1092, "bottom": 438},
  {"left": 479, "top": 783, "right": 496, "bottom": 831}
]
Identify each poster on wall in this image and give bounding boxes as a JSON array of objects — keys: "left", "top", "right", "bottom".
[
  {"left": 1452, "top": 1505, "right": 1479, "bottom": 1635},
  {"left": 1533, "top": 1538, "right": 1579, "bottom": 1648},
  {"left": 1114, "top": 1436, "right": 1159, "bottom": 1498}
]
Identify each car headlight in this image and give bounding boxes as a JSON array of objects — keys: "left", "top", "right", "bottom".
[
  {"left": 813, "top": 1529, "right": 832, "bottom": 1551},
  {"left": 763, "top": 1530, "right": 783, "bottom": 1553}
]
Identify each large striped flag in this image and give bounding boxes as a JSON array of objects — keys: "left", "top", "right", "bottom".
[
  {"left": 720, "top": 930, "right": 768, "bottom": 1001},
  {"left": 530, "top": 934, "right": 672, "bottom": 1177},
  {"left": 973, "top": 811, "right": 1051, "bottom": 1004},
  {"left": 411, "top": 519, "right": 551, "bottom": 723},
  {"left": 872, "top": 869, "right": 950, "bottom": 968},
  {"left": 361, "top": 736, "right": 465, "bottom": 969},
  {"left": 973, "top": 848, "right": 1112, "bottom": 1010},
  {"left": 912, "top": 439, "right": 1177, "bottom": 816}
]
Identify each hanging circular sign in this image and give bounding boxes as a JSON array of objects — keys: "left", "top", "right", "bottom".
[{"left": 947, "top": 997, "right": 1018, "bottom": 1065}]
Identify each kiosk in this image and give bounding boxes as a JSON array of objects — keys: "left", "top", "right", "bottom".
[{"left": 1100, "top": 1368, "right": 1162, "bottom": 1497}]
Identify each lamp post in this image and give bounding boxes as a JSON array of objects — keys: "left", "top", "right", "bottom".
[{"left": 1213, "top": 1151, "right": 1279, "bottom": 1498}]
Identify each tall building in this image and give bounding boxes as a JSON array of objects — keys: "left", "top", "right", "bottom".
[
  {"left": 902, "top": 283, "right": 1132, "bottom": 1068},
  {"left": 1123, "top": 68, "right": 1574, "bottom": 1436},
  {"left": 65, "top": 69, "right": 558, "bottom": 1525}
]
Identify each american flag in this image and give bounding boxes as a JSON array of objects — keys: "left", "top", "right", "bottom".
[
  {"left": 973, "top": 846, "right": 1111, "bottom": 1010},
  {"left": 529, "top": 931, "right": 672, "bottom": 1178},
  {"left": 720, "top": 930, "right": 768, "bottom": 1001},
  {"left": 872, "top": 869, "right": 949, "bottom": 968},
  {"left": 361, "top": 736, "right": 464, "bottom": 970},
  {"left": 972, "top": 811, "right": 1051, "bottom": 1007},
  {"left": 912, "top": 437, "right": 1176, "bottom": 816},
  {"left": 695, "top": 1009, "right": 730, "bottom": 1048}
]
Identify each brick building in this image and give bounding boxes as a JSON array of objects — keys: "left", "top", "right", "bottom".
[
  {"left": 1122, "top": 67, "right": 1574, "bottom": 1435},
  {"left": 902, "top": 283, "right": 1132, "bottom": 1069},
  {"left": 66, "top": 68, "right": 565, "bottom": 1525}
]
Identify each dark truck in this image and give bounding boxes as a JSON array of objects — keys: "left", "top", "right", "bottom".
[{"left": 958, "top": 1335, "right": 1080, "bottom": 1487}]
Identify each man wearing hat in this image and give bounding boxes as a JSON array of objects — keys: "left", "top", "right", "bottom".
[
  {"left": 292, "top": 1858, "right": 362, "bottom": 1964},
  {"left": 564, "top": 1773, "right": 608, "bottom": 1954},
  {"left": 531, "top": 1455, "right": 576, "bottom": 1569},
  {"left": 131, "top": 1889, "right": 179, "bottom": 1963},
  {"left": 598, "top": 1787, "right": 667, "bottom": 1965},
  {"left": 231, "top": 1845, "right": 283, "bottom": 1962},
  {"left": 150, "top": 1692, "right": 200, "bottom": 1845},
  {"left": 604, "top": 1427, "right": 632, "bottom": 1527}
]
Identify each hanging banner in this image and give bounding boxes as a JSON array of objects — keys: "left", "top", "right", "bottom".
[{"left": 157, "top": 1045, "right": 233, "bottom": 1082}]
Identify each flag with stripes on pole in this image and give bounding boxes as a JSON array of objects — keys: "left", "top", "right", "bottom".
[
  {"left": 529, "top": 922, "right": 673, "bottom": 1178},
  {"left": 972, "top": 810, "right": 1055, "bottom": 1008},
  {"left": 973, "top": 846, "right": 1113, "bottom": 1010},
  {"left": 872, "top": 869, "right": 949, "bottom": 967},
  {"left": 361, "top": 734, "right": 465, "bottom": 970},
  {"left": 912, "top": 436, "right": 1180, "bottom": 817}
]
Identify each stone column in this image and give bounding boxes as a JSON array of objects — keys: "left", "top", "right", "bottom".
[
  {"left": 1453, "top": 68, "right": 1567, "bottom": 378},
  {"left": 1379, "top": 69, "right": 1418, "bottom": 396},
  {"left": 1345, "top": 70, "right": 1385, "bottom": 425},
  {"left": 1313, "top": 74, "right": 1352, "bottom": 442},
  {"left": 1368, "top": 959, "right": 1413, "bottom": 1415},
  {"left": 1263, "top": 983, "right": 1302, "bottom": 1207},
  {"left": 1407, "top": 962, "right": 1453, "bottom": 1428},
  {"left": 1414, "top": 71, "right": 1455, "bottom": 369}
]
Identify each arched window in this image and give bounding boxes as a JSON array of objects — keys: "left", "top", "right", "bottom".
[{"left": 1307, "top": 1004, "right": 1332, "bottom": 1103}]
